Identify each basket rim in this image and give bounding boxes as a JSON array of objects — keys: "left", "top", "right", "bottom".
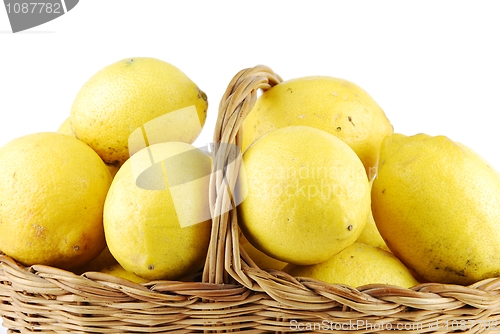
[{"left": 3, "top": 252, "right": 500, "bottom": 314}]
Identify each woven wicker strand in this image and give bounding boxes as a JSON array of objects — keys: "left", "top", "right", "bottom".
[
  {"left": 1, "top": 65, "right": 500, "bottom": 333},
  {"left": 204, "top": 65, "right": 282, "bottom": 288}
]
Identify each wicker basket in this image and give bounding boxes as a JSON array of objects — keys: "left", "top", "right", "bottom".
[{"left": 2, "top": 65, "right": 500, "bottom": 333}]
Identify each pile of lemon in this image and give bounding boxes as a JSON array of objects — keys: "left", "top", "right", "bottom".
[{"left": 2, "top": 58, "right": 500, "bottom": 288}]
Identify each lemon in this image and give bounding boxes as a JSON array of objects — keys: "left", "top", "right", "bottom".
[
  {"left": 355, "top": 210, "right": 388, "bottom": 250},
  {"left": 356, "top": 180, "right": 387, "bottom": 250},
  {"left": 238, "top": 126, "right": 370, "bottom": 266},
  {"left": 57, "top": 117, "right": 119, "bottom": 177},
  {"left": 0, "top": 132, "right": 112, "bottom": 269},
  {"left": 100, "top": 263, "right": 149, "bottom": 284},
  {"left": 103, "top": 141, "right": 212, "bottom": 281},
  {"left": 284, "top": 243, "right": 419, "bottom": 288},
  {"left": 240, "top": 239, "right": 287, "bottom": 271},
  {"left": 70, "top": 57, "right": 208, "bottom": 166},
  {"left": 73, "top": 246, "right": 118, "bottom": 274},
  {"left": 106, "top": 164, "right": 120, "bottom": 179},
  {"left": 241, "top": 76, "right": 393, "bottom": 177},
  {"left": 57, "top": 117, "right": 74, "bottom": 135},
  {"left": 372, "top": 133, "right": 500, "bottom": 285}
]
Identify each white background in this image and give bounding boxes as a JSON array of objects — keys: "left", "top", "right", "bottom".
[{"left": 1, "top": 1, "right": 500, "bottom": 332}]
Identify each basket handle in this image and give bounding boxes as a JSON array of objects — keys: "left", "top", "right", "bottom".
[{"left": 203, "top": 65, "right": 282, "bottom": 286}]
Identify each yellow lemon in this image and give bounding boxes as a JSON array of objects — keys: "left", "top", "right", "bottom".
[
  {"left": 0, "top": 132, "right": 112, "bottom": 269},
  {"left": 100, "top": 263, "right": 149, "bottom": 284},
  {"left": 57, "top": 117, "right": 74, "bottom": 135},
  {"left": 355, "top": 180, "right": 387, "bottom": 250},
  {"left": 105, "top": 164, "right": 120, "bottom": 179},
  {"left": 57, "top": 117, "right": 119, "bottom": 177},
  {"left": 241, "top": 239, "right": 287, "bottom": 271},
  {"left": 70, "top": 57, "right": 208, "bottom": 166},
  {"left": 73, "top": 246, "right": 118, "bottom": 274},
  {"left": 284, "top": 243, "right": 419, "bottom": 288},
  {"left": 355, "top": 210, "right": 388, "bottom": 250},
  {"left": 241, "top": 76, "right": 393, "bottom": 177},
  {"left": 372, "top": 133, "right": 500, "bottom": 285},
  {"left": 238, "top": 126, "right": 370, "bottom": 266},
  {"left": 239, "top": 228, "right": 288, "bottom": 270},
  {"left": 103, "top": 141, "right": 212, "bottom": 281}
]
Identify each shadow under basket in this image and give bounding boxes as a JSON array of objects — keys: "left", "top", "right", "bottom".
[{"left": 2, "top": 65, "right": 500, "bottom": 333}]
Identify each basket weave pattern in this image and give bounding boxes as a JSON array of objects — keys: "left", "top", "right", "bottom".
[{"left": 2, "top": 65, "right": 500, "bottom": 333}]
